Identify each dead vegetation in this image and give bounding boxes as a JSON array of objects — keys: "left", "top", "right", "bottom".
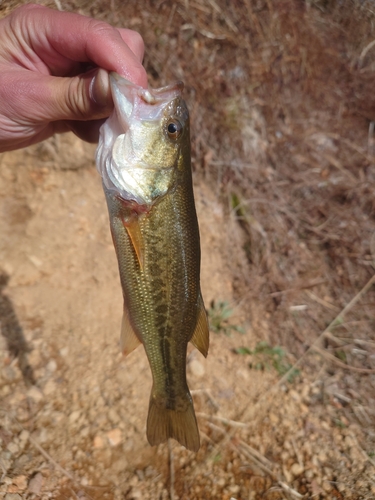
[{"left": 1, "top": 0, "right": 375, "bottom": 499}]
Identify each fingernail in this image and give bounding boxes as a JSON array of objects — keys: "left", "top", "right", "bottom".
[{"left": 90, "top": 68, "right": 112, "bottom": 108}]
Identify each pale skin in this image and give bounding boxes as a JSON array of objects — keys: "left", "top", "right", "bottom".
[{"left": 0, "top": 3, "right": 147, "bottom": 152}]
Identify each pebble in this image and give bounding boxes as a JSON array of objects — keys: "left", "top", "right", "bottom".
[
  {"left": 290, "top": 463, "right": 304, "bottom": 476},
  {"left": 12, "top": 475, "right": 27, "bottom": 491},
  {"left": 43, "top": 379, "right": 56, "bottom": 396},
  {"left": 2, "top": 366, "right": 17, "bottom": 382},
  {"left": 5, "top": 494, "right": 22, "bottom": 500},
  {"left": 269, "top": 412, "right": 279, "bottom": 424},
  {"left": 106, "top": 428, "right": 122, "bottom": 447},
  {"left": 188, "top": 359, "right": 205, "bottom": 378},
  {"left": 28, "top": 473, "right": 44, "bottom": 495},
  {"left": 305, "top": 468, "right": 314, "bottom": 480},
  {"left": 93, "top": 435, "right": 105, "bottom": 449},
  {"left": 322, "top": 480, "right": 332, "bottom": 492},
  {"left": 27, "top": 386, "right": 44, "bottom": 403},
  {"left": 19, "top": 430, "right": 30, "bottom": 443},
  {"left": 130, "top": 490, "right": 143, "bottom": 499},
  {"left": 108, "top": 408, "right": 121, "bottom": 424},
  {"left": 289, "top": 389, "right": 301, "bottom": 402},
  {"left": 69, "top": 410, "right": 81, "bottom": 424},
  {"left": 59, "top": 347, "right": 69, "bottom": 357},
  {"left": 46, "top": 359, "right": 57, "bottom": 372},
  {"left": 7, "top": 442, "right": 19, "bottom": 455}
]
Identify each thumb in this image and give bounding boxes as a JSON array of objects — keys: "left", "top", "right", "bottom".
[
  {"left": 50, "top": 67, "right": 113, "bottom": 121},
  {"left": 0, "top": 67, "right": 113, "bottom": 125}
]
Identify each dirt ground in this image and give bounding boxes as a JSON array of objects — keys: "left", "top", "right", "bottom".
[{"left": 1, "top": 1, "right": 375, "bottom": 500}]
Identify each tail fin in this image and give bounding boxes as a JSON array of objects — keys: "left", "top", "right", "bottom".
[{"left": 147, "top": 394, "right": 200, "bottom": 452}]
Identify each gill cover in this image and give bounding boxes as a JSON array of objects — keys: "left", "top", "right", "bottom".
[{"left": 96, "top": 72, "right": 188, "bottom": 207}]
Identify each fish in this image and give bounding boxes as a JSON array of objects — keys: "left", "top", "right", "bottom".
[{"left": 96, "top": 73, "right": 209, "bottom": 452}]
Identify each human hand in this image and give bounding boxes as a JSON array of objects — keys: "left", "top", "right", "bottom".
[{"left": 0, "top": 4, "right": 147, "bottom": 152}]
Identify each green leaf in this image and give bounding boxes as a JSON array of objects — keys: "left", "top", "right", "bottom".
[{"left": 234, "top": 346, "right": 252, "bottom": 355}]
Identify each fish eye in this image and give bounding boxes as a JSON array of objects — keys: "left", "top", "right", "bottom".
[{"left": 167, "top": 120, "right": 182, "bottom": 140}]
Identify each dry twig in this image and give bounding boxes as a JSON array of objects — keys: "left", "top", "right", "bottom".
[
  {"left": 196, "top": 412, "right": 248, "bottom": 428},
  {"left": 168, "top": 439, "right": 175, "bottom": 500},
  {"left": 277, "top": 274, "right": 375, "bottom": 386}
]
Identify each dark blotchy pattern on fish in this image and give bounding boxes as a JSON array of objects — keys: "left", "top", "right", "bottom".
[{"left": 103, "top": 104, "right": 207, "bottom": 451}]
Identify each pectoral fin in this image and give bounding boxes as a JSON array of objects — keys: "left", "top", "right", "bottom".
[
  {"left": 120, "top": 308, "right": 141, "bottom": 356},
  {"left": 190, "top": 294, "right": 209, "bottom": 358},
  {"left": 123, "top": 218, "right": 144, "bottom": 269}
]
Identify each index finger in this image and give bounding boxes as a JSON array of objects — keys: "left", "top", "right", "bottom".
[{"left": 14, "top": 4, "right": 148, "bottom": 87}]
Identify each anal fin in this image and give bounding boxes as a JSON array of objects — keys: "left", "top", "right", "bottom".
[
  {"left": 190, "top": 293, "right": 209, "bottom": 358},
  {"left": 120, "top": 308, "right": 141, "bottom": 356}
]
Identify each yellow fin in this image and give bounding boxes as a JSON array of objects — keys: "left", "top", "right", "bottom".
[
  {"left": 120, "top": 308, "right": 141, "bottom": 356},
  {"left": 124, "top": 218, "right": 144, "bottom": 269},
  {"left": 190, "top": 294, "right": 209, "bottom": 358},
  {"left": 147, "top": 392, "right": 200, "bottom": 452}
]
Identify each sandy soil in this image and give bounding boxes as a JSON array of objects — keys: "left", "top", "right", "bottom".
[{"left": 0, "top": 135, "right": 374, "bottom": 500}]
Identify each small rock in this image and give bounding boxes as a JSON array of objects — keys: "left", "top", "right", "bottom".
[
  {"left": 269, "top": 412, "right": 279, "bottom": 425},
  {"left": 80, "top": 426, "right": 90, "bottom": 438},
  {"left": 43, "top": 379, "right": 56, "bottom": 396},
  {"left": 7, "top": 485, "right": 19, "bottom": 493},
  {"left": 19, "top": 430, "right": 30, "bottom": 443},
  {"left": 305, "top": 468, "right": 314, "bottom": 480},
  {"left": 188, "top": 359, "right": 205, "bottom": 378},
  {"left": 93, "top": 435, "right": 105, "bottom": 449},
  {"left": 59, "top": 347, "right": 69, "bottom": 357},
  {"left": 5, "top": 494, "right": 22, "bottom": 500},
  {"left": 2, "top": 366, "right": 17, "bottom": 381},
  {"left": 289, "top": 389, "right": 301, "bottom": 402},
  {"left": 7, "top": 442, "right": 19, "bottom": 455},
  {"left": 108, "top": 408, "right": 120, "bottom": 424},
  {"left": 46, "top": 359, "right": 57, "bottom": 372},
  {"left": 12, "top": 475, "right": 27, "bottom": 491},
  {"left": 322, "top": 480, "right": 332, "bottom": 492},
  {"left": 318, "top": 450, "right": 327, "bottom": 463},
  {"left": 106, "top": 428, "right": 122, "bottom": 447},
  {"left": 228, "top": 484, "right": 240, "bottom": 494},
  {"left": 130, "top": 490, "right": 143, "bottom": 500},
  {"left": 28, "top": 473, "right": 44, "bottom": 495},
  {"left": 28, "top": 255, "right": 43, "bottom": 268},
  {"left": 27, "top": 386, "right": 43, "bottom": 403},
  {"left": 290, "top": 463, "right": 304, "bottom": 476},
  {"left": 69, "top": 410, "right": 81, "bottom": 423}
]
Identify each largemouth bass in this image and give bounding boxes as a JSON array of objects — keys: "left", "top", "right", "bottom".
[{"left": 96, "top": 73, "right": 209, "bottom": 452}]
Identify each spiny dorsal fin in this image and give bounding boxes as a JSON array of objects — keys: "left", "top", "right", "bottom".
[
  {"left": 190, "top": 293, "right": 209, "bottom": 358},
  {"left": 120, "top": 308, "right": 141, "bottom": 356}
]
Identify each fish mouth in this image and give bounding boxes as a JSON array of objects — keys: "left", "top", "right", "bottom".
[
  {"left": 109, "top": 72, "right": 185, "bottom": 127},
  {"left": 109, "top": 72, "right": 184, "bottom": 106}
]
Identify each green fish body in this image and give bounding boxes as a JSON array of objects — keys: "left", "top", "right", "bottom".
[{"left": 96, "top": 73, "right": 209, "bottom": 452}]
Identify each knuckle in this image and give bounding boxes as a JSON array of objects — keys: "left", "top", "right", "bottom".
[
  {"left": 65, "top": 78, "right": 88, "bottom": 120},
  {"left": 86, "top": 19, "right": 114, "bottom": 38},
  {"left": 129, "top": 30, "right": 145, "bottom": 54}
]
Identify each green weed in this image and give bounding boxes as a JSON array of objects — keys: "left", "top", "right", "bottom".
[
  {"left": 234, "top": 341, "right": 300, "bottom": 382},
  {"left": 208, "top": 300, "right": 244, "bottom": 336}
]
